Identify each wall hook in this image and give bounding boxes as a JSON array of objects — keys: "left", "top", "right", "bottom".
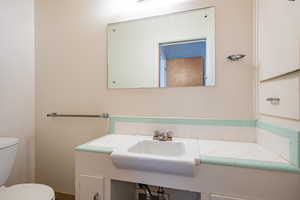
[{"left": 227, "top": 54, "right": 246, "bottom": 61}]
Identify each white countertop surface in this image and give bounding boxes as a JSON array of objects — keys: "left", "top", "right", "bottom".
[{"left": 81, "top": 134, "right": 288, "bottom": 164}]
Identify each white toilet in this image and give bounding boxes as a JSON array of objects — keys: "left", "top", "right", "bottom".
[{"left": 0, "top": 137, "right": 55, "bottom": 200}]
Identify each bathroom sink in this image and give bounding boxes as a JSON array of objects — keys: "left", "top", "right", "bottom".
[
  {"left": 111, "top": 137, "right": 199, "bottom": 177},
  {"left": 128, "top": 140, "right": 186, "bottom": 157}
]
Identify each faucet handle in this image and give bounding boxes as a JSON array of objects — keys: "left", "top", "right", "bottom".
[
  {"left": 166, "top": 131, "right": 174, "bottom": 140},
  {"left": 166, "top": 131, "right": 173, "bottom": 136},
  {"left": 154, "top": 130, "right": 161, "bottom": 136}
]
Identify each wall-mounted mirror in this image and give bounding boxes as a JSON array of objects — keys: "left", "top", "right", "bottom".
[{"left": 107, "top": 7, "right": 215, "bottom": 89}]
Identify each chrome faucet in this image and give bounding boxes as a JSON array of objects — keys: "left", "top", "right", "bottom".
[{"left": 153, "top": 130, "right": 173, "bottom": 141}]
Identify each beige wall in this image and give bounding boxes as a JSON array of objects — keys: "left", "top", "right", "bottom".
[
  {"left": 35, "top": 0, "right": 255, "bottom": 194},
  {"left": 0, "top": 0, "right": 35, "bottom": 185}
]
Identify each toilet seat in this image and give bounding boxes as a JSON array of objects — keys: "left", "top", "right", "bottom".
[{"left": 0, "top": 184, "right": 54, "bottom": 200}]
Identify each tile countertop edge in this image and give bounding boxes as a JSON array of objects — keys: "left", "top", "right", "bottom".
[
  {"left": 200, "top": 156, "right": 300, "bottom": 174},
  {"left": 75, "top": 144, "right": 113, "bottom": 154},
  {"left": 74, "top": 145, "right": 300, "bottom": 174}
]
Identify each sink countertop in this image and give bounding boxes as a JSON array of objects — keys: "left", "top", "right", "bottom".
[{"left": 75, "top": 134, "right": 300, "bottom": 173}]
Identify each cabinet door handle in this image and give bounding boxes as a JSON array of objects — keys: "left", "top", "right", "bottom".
[
  {"left": 93, "top": 192, "right": 100, "bottom": 200},
  {"left": 266, "top": 97, "right": 280, "bottom": 104},
  {"left": 266, "top": 97, "right": 280, "bottom": 101}
]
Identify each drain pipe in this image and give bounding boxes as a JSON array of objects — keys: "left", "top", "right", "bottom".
[
  {"left": 157, "top": 187, "right": 166, "bottom": 200},
  {"left": 139, "top": 184, "right": 152, "bottom": 200}
]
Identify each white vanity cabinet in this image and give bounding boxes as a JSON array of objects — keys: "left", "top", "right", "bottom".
[
  {"left": 77, "top": 175, "right": 105, "bottom": 200},
  {"left": 258, "top": 0, "right": 300, "bottom": 80},
  {"left": 75, "top": 150, "right": 300, "bottom": 200}
]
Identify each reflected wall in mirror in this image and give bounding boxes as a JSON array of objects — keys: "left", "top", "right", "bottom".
[{"left": 107, "top": 7, "right": 215, "bottom": 89}]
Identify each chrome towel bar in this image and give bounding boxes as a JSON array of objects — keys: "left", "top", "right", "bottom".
[{"left": 46, "top": 113, "right": 110, "bottom": 119}]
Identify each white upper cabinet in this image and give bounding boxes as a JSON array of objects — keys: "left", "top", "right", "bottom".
[
  {"left": 258, "top": 0, "right": 300, "bottom": 80},
  {"left": 259, "top": 77, "right": 300, "bottom": 120}
]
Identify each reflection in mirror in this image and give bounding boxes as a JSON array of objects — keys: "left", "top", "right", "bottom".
[
  {"left": 108, "top": 7, "right": 215, "bottom": 89},
  {"left": 159, "top": 40, "right": 207, "bottom": 87}
]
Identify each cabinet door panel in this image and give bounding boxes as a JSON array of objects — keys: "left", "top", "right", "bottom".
[
  {"left": 210, "top": 194, "right": 249, "bottom": 200},
  {"left": 259, "top": 77, "right": 300, "bottom": 120},
  {"left": 79, "top": 175, "right": 104, "bottom": 200},
  {"left": 258, "top": 0, "right": 300, "bottom": 80}
]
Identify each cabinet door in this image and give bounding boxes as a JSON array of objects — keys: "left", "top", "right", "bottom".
[
  {"left": 259, "top": 77, "right": 300, "bottom": 120},
  {"left": 210, "top": 194, "right": 249, "bottom": 200},
  {"left": 258, "top": 0, "right": 300, "bottom": 80},
  {"left": 78, "top": 175, "right": 104, "bottom": 200}
]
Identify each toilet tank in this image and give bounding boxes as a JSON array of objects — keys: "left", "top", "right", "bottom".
[{"left": 0, "top": 138, "right": 19, "bottom": 185}]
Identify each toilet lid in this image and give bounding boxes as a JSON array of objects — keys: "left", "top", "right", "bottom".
[{"left": 0, "top": 184, "right": 54, "bottom": 200}]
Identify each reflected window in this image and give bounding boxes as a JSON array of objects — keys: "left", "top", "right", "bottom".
[{"left": 159, "top": 40, "right": 207, "bottom": 87}]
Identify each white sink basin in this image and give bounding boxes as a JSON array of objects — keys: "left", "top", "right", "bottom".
[
  {"left": 111, "top": 137, "right": 199, "bottom": 177},
  {"left": 128, "top": 140, "right": 186, "bottom": 157}
]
